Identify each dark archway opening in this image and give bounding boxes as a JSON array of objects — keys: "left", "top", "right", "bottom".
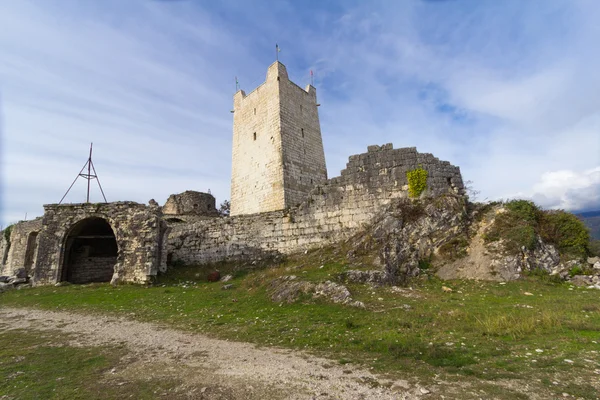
[{"left": 62, "top": 218, "right": 117, "bottom": 284}]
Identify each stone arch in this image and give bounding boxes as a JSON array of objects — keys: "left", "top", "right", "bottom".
[
  {"left": 60, "top": 217, "right": 118, "bottom": 284},
  {"left": 24, "top": 231, "right": 39, "bottom": 274}
]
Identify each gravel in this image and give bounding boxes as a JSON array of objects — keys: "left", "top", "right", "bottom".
[{"left": 0, "top": 307, "right": 421, "bottom": 399}]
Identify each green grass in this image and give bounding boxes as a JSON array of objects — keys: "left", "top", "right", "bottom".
[
  {"left": 1, "top": 254, "right": 600, "bottom": 399},
  {"left": 0, "top": 329, "right": 182, "bottom": 399}
]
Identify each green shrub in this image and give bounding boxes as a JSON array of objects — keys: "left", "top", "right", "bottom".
[
  {"left": 504, "top": 225, "right": 537, "bottom": 251},
  {"left": 3, "top": 224, "right": 13, "bottom": 245},
  {"left": 540, "top": 210, "right": 590, "bottom": 258},
  {"left": 438, "top": 236, "right": 469, "bottom": 260},
  {"left": 2, "top": 224, "right": 13, "bottom": 254},
  {"left": 485, "top": 200, "right": 591, "bottom": 258},
  {"left": 484, "top": 201, "right": 539, "bottom": 252},
  {"left": 388, "top": 341, "right": 476, "bottom": 368},
  {"left": 418, "top": 259, "right": 431, "bottom": 270},
  {"left": 589, "top": 239, "right": 600, "bottom": 257},
  {"left": 568, "top": 265, "right": 584, "bottom": 277},
  {"left": 406, "top": 167, "right": 428, "bottom": 198},
  {"left": 522, "top": 268, "right": 563, "bottom": 284},
  {"left": 504, "top": 200, "right": 541, "bottom": 223}
]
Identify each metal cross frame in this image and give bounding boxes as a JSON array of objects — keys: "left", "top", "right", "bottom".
[{"left": 59, "top": 143, "right": 108, "bottom": 204}]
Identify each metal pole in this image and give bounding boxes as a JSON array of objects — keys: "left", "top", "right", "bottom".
[
  {"left": 90, "top": 160, "right": 107, "bottom": 203},
  {"left": 86, "top": 143, "right": 92, "bottom": 202},
  {"left": 59, "top": 161, "right": 89, "bottom": 204}
]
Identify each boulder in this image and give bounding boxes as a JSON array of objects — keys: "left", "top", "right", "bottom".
[
  {"left": 588, "top": 257, "right": 600, "bottom": 265},
  {"left": 16, "top": 283, "right": 32, "bottom": 290},
  {"left": 14, "top": 268, "right": 27, "bottom": 279},
  {"left": 0, "top": 276, "right": 10, "bottom": 283},
  {"left": 0, "top": 282, "right": 12, "bottom": 292},
  {"left": 570, "top": 275, "right": 594, "bottom": 287},
  {"left": 340, "top": 270, "right": 384, "bottom": 284},
  {"left": 269, "top": 276, "right": 364, "bottom": 307}
]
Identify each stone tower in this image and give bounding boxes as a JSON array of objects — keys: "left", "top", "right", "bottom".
[{"left": 230, "top": 62, "right": 327, "bottom": 216}]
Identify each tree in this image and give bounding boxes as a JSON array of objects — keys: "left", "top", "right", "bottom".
[
  {"left": 464, "top": 180, "right": 481, "bottom": 202},
  {"left": 218, "top": 200, "right": 231, "bottom": 217}
]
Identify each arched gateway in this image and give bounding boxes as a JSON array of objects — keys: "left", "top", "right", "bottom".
[{"left": 61, "top": 217, "right": 118, "bottom": 284}]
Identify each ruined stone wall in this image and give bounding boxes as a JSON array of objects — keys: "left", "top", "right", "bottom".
[
  {"left": 67, "top": 252, "right": 117, "bottom": 284},
  {"left": 2, "top": 218, "right": 43, "bottom": 276},
  {"left": 31, "top": 202, "right": 167, "bottom": 284},
  {"left": 168, "top": 145, "right": 464, "bottom": 265},
  {"left": 334, "top": 144, "right": 464, "bottom": 197},
  {"left": 163, "top": 191, "right": 217, "bottom": 216},
  {"left": 0, "top": 234, "right": 8, "bottom": 274},
  {"left": 230, "top": 62, "right": 327, "bottom": 216}
]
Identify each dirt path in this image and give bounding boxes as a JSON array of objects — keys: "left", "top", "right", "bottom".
[{"left": 0, "top": 307, "right": 428, "bottom": 399}]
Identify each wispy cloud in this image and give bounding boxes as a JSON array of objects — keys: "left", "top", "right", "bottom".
[{"left": 1, "top": 0, "right": 599, "bottom": 226}]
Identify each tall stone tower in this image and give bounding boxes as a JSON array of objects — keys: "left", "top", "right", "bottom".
[{"left": 230, "top": 61, "right": 327, "bottom": 216}]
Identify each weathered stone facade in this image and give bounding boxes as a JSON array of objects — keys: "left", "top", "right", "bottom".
[
  {"left": 163, "top": 191, "right": 217, "bottom": 217},
  {"left": 167, "top": 144, "right": 464, "bottom": 265},
  {"left": 1, "top": 218, "right": 43, "bottom": 277},
  {"left": 1, "top": 202, "right": 168, "bottom": 285},
  {"left": 230, "top": 62, "right": 327, "bottom": 216}
]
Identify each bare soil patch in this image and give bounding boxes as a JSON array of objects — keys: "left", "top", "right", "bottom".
[{"left": 0, "top": 307, "right": 425, "bottom": 399}]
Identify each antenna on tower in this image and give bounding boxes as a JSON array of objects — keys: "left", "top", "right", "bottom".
[{"left": 59, "top": 143, "right": 108, "bottom": 204}]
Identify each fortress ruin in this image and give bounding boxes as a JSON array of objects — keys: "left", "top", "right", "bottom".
[{"left": 0, "top": 62, "right": 465, "bottom": 285}]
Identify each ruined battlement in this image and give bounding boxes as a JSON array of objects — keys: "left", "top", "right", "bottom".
[
  {"left": 166, "top": 145, "right": 463, "bottom": 265},
  {"left": 163, "top": 191, "right": 217, "bottom": 217},
  {"left": 332, "top": 144, "right": 464, "bottom": 196}
]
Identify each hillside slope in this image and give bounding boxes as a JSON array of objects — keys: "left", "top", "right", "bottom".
[{"left": 578, "top": 210, "right": 600, "bottom": 239}]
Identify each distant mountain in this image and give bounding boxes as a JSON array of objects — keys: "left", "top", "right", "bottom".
[{"left": 577, "top": 210, "right": 600, "bottom": 240}]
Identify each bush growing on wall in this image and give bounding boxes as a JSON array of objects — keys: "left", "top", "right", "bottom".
[
  {"left": 3, "top": 225, "right": 12, "bottom": 245},
  {"left": 406, "top": 167, "right": 428, "bottom": 198}
]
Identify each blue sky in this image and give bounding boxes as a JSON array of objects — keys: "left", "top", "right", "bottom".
[{"left": 1, "top": 0, "right": 599, "bottom": 226}]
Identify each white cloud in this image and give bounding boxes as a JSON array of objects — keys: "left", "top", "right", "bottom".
[
  {"left": 1, "top": 0, "right": 600, "bottom": 227},
  {"left": 529, "top": 167, "right": 600, "bottom": 211}
]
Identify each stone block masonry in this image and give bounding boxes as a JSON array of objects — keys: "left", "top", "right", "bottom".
[
  {"left": 2, "top": 146, "right": 464, "bottom": 283},
  {"left": 1, "top": 218, "right": 43, "bottom": 277},
  {"left": 163, "top": 191, "right": 218, "bottom": 217},
  {"left": 230, "top": 62, "right": 327, "bottom": 216},
  {"left": 2, "top": 202, "right": 169, "bottom": 285},
  {"left": 167, "top": 144, "right": 464, "bottom": 265}
]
